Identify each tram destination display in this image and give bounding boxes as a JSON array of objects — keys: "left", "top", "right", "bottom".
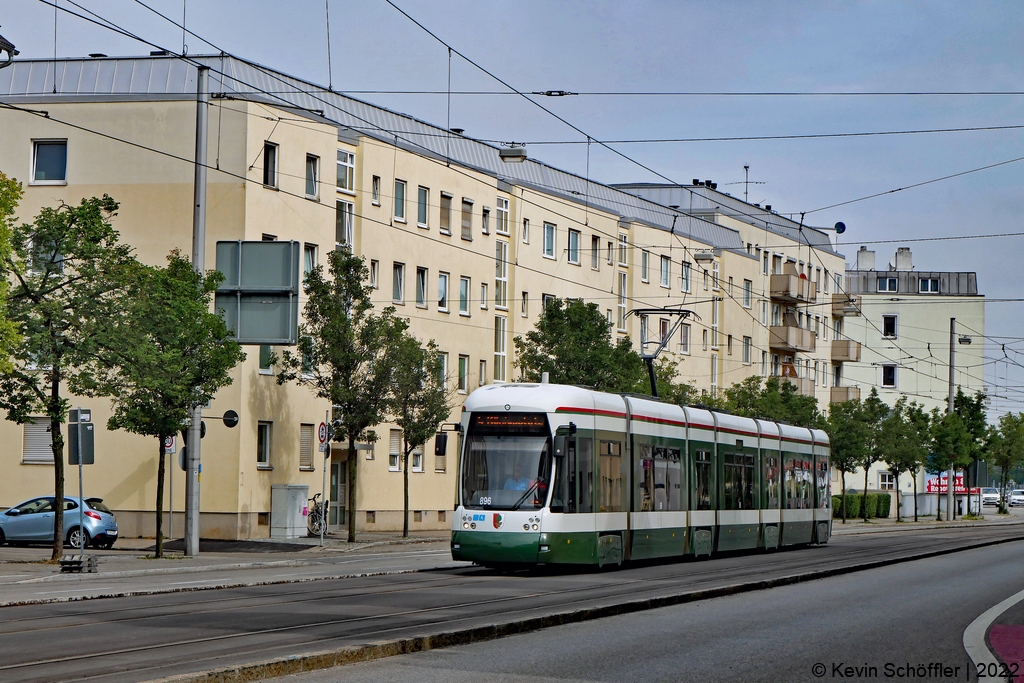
[{"left": 470, "top": 412, "right": 548, "bottom": 435}]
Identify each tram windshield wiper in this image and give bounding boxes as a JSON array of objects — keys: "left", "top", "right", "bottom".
[{"left": 510, "top": 480, "right": 541, "bottom": 511}]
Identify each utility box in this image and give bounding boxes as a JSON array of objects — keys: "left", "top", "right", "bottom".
[{"left": 270, "top": 484, "right": 309, "bottom": 539}]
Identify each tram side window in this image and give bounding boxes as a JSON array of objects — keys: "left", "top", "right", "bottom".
[
  {"left": 816, "top": 458, "right": 830, "bottom": 508},
  {"left": 692, "top": 450, "right": 712, "bottom": 510},
  {"left": 599, "top": 440, "right": 625, "bottom": 512},
  {"left": 638, "top": 444, "right": 655, "bottom": 512},
  {"left": 785, "top": 456, "right": 811, "bottom": 509},
  {"left": 765, "top": 456, "right": 781, "bottom": 509},
  {"left": 578, "top": 438, "right": 594, "bottom": 513},
  {"left": 723, "top": 453, "right": 755, "bottom": 509},
  {"left": 550, "top": 437, "right": 574, "bottom": 513},
  {"left": 654, "top": 446, "right": 683, "bottom": 511}
]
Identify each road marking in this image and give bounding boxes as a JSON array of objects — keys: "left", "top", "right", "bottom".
[
  {"left": 963, "top": 586, "right": 1024, "bottom": 671},
  {"left": 36, "top": 587, "right": 114, "bottom": 594}
]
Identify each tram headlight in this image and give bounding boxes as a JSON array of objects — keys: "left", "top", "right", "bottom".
[
  {"left": 470, "top": 522, "right": 476, "bottom": 529},
  {"left": 463, "top": 522, "right": 470, "bottom": 529},
  {"left": 531, "top": 524, "right": 539, "bottom": 531},
  {"left": 523, "top": 524, "right": 530, "bottom": 530}
]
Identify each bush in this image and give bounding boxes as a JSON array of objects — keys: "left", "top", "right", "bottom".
[
  {"left": 833, "top": 494, "right": 860, "bottom": 518},
  {"left": 832, "top": 496, "right": 842, "bottom": 516},
  {"left": 863, "top": 493, "right": 878, "bottom": 519},
  {"left": 876, "top": 493, "right": 891, "bottom": 518}
]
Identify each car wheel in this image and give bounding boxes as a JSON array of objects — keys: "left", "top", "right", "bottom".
[
  {"left": 0, "top": 528, "right": 5, "bottom": 546},
  {"left": 67, "top": 527, "right": 90, "bottom": 550}
]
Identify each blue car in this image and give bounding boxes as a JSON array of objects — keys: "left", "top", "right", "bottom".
[{"left": 0, "top": 496, "right": 118, "bottom": 549}]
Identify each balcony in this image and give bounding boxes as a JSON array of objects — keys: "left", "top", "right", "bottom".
[
  {"left": 832, "top": 293, "right": 862, "bottom": 317},
  {"left": 770, "top": 274, "right": 816, "bottom": 304},
  {"left": 830, "top": 386, "right": 861, "bottom": 403},
  {"left": 831, "top": 338, "right": 862, "bottom": 363},
  {"left": 770, "top": 324, "right": 816, "bottom": 353},
  {"left": 783, "top": 376, "right": 816, "bottom": 397}
]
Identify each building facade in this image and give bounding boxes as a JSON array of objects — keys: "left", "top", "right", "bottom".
[{"left": 1, "top": 55, "right": 856, "bottom": 537}]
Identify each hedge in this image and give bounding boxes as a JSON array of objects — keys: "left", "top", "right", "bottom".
[
  {"left": 876, "top": 493, "right": 891, "bottom": 518},
  {"left": 863, "top": 493, "right": 878, "bottom": 519},
  {"left": 832, "top": 494, "right": 861, "bottom": 519}
]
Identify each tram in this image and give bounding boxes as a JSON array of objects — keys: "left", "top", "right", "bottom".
[{"left": 451, "top": 382, "right": 831, "bottom": 567}]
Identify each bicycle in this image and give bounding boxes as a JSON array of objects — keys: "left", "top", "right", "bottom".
[{"left": 307, "top": 493, "right": 330, "bottom": 537}]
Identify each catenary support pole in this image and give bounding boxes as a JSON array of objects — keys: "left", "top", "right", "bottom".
[
  {"left": 78, "top": 408, "right": 84, "bottom": 559},
  {"left": 321, "top": 410, "right": 328, "bottom": 547},
  {"left": 947, "top": 317, "right": 956, "bottom": 522},
  {"left": 185, "top": 65, "right": 209, "bottom": 557}
]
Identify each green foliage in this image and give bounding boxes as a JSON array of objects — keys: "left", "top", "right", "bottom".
[
  {"left": 513, "top": 297, "right": 646, "bottom": 393},
  {"left": 0, "top": 173, "right": 22, "bottom": 372},
  {"left": 863, "top": 493, "right": 878, "bottom": 519},
  {"left": 929, "top": 409, "right": 974, "bottom": 473},
  {"left": 277, "top": 245, "right": 409, "bottom": 542},
  {"left": 824, "top": 398, "right": 870, "bottom": 522},
  {"left": 989, "top": 412, "right": 1024, "bottom": 512},
  {"left": 878, "top": 397, "right": 930, "bottom": 521},
  {"left": 839, "top": 494, "right": 861, "bottom": 519},
  {"left": 0, "top": 192, "right": 135, "bottom": 560},
  {"left": 721, "top": 375, "right": 822, "bottom": 428},
  {"left": 876, "top": 493, "right": 891, "bottom": 518}
]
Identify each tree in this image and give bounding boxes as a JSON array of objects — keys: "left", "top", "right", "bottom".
[
  {"left": 953, "top": 388, "right": 988, "bottom": 516},
  {"left": 904, "top": 401, "right": 932, "bottom": 522},
  {"left": 0, "top": 173, "right": 22, "bottom": 371},
  {"left": 72, "top": 252, "right": 244, "bottom": 557},
  {"left": 879, "top": 398, "right": 929, "bottom": 522},
  {"left": 277, "top": 246, "right": 408, "bottom": 543},
  {"left": 990, "top": 413, "right": 1024, "bottom": 513},
  {"left": 390, "top": 335, "right": 454, "bottom": 537},
  {"left": 721, "top": 376, "right": 822, "bottom": 428},
  {"left": 858, "top": 388, "right": 890, "bottom": 521},
  {"left": 0, "top": 193, "right": 134, "bottom": 560},
  {"left": 513, "top": 297, "right": 646, "bottom": 392},
  {"left": 929, "top": 409, "right": 974, "bottom": 520},
  {"left": 823, "top": 398, "right": 870, "bottom": 523}
]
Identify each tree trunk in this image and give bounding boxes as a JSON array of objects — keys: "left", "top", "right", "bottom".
[
  {"left": 840, "top": 471, "right": 847, "bottom": 524},
  {"left": 894, "top": 468, "right": 901, "bottom": 522},
  {"left": 347, "top": 436, "right": 357, "bottom": 543},
  {"left": 403, "top": 439, "right": 410, "bottom": 538},
  {"left": 862, "top": 467, "right": 869, "bottom": 522},
  {"left": 155, "top": 435, "right": 166, "bottom": 559},
  {"left": 49, "top": 368, "right": 65, "bottom": 562},
  {"left": 913, "top": 468, "right": 918, "bottom": 522}
]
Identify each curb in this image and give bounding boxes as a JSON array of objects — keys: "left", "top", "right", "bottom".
[
  {"left": 830, "top": 518, "right": 1024, "bottom": 536},
  {"left": 142, "top": 532, "right": 1024, "bottom": 683},
  {"left": 17, "top": 559, "right": 324, "bottom": 584}
]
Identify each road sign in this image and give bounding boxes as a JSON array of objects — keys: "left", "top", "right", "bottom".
[
  {"left": 68, "top": 415, "right": 95, "bottom": 465},
  {"left": 179, "top": 447, "right": 187, "bottom": 471},
  {"left": 164, "top": 435, "right": 177, "bottom": 455},
  {"left": 222, "top": 409, "right": 239, "bottom": 428},
  {"left": 318, "top": 443, "right": 328, "bottom": 453},
  {"left": 318, "top": 422, "right": 328, "bottom": 444}
]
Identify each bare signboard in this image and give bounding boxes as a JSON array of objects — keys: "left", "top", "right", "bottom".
[{"left": 215, "top": 241, "right": 300, "bottom": 345}]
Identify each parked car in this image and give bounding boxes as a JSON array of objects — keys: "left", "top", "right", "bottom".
[
  {"left": 0, "top": 496, "right": 118, "bottom": 549},
  {"left": 981, "top": 487, "right": 1001, "bottom": 506},
  {"left": 1010, "top": 490, "right": 1024, "bottom": 508}
]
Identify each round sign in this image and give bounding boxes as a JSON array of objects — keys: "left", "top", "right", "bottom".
[
  {"left": 222, "top": 409, "right": 239, "bottom": 428},
  {"left": 163, "top": 435, "right": 174, "bottom": 449},
  {"left": 178, "top": 447, "right": 187, "bottom": 471},
  {"left": 318, "top": 422, "right": 328, "bottom": 444},
  {"left": 834, "top": 221, "right": 846, "bottom": 235}
]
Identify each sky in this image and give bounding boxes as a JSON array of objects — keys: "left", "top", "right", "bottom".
[{"left": 4, "top": 0, "right": 1024, "bottom": 416}]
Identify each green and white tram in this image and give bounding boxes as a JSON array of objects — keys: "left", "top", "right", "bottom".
[{"left": 451, "top": 383, "right": 831, "bottom": 567}]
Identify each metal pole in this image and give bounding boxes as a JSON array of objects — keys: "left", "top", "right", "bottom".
[
  {"left": 78, "top": 408, "right": 84, "bottom": 560},
  {"left": 947, "top": 317, "right": 955, "bottom": 521},
  {"left": 321, "top": 410, "right": 328, "bottom": 547},
  {"left": 185, "top": 65, "right": 210, "bottom": 557},
  {"left": 169, "top": 449, "right": 173, "bottom": 543}
]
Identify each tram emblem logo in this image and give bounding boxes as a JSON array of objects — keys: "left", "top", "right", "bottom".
[{"left": 492, "top": 513, "right": 504, "bottom": 529}]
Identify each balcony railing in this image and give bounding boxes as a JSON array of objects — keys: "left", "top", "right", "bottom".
[
  {"left": 782, "top": 376, "right": 816, "bottom": 397},
  {"left": 770, "top": 324, "right": 816, "bottom": 353},
  {"left": 831, "top": 338, "right": 862, "bottom": 363},
  {"left": 830, "top": 386, "right": 861, "bottom": 403},
  {"left": 770, "top": 274, "right": 816, "bottom": 304},
  {"left": 832, "top": 293, "right": 862, "bottom": 317}
]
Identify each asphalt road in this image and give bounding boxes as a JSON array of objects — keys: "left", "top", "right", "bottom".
[
  {"left": 273, "top": 539, "right": 1024, "bottom": 683},
  {"left": 1, "top": 524, "right": 1022, "bottom": 683}
]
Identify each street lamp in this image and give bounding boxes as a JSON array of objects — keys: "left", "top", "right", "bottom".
[
  {"left": 0, "top": 29, "right": 19, "bottom": 69},
  {"left": 499, "top": 143, "right": 527, "bottom": 163}
]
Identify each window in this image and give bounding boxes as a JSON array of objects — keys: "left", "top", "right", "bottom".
[
  {"left": 371, "top": 175, "right": 381, "bottom": 204},
  {"left": 369, "top": 260, "right": 379, "bottom": 288},
  {"left": 617, "top": 272, "right": 627, "bottom": 331},
  {"left": 438, "top": 272, "right": 449, "bottom": 312},
  {"left": 495, "top": 241, "right": 508, "bottom": 309},
  {"left": 761, "top": 301, "right": 768, "bottom": 325},
  {"left": 262, "top": 142, "right": 277, "bottom": 187},
  {"left": 742, "top": 337, "right": 752, "bottom": 364},
  {"left": 437, "top": 352, "right": 449, "bottom": 386},
  {"left": 679, "top": 324, "right": 690, "bottom": 354},
  {"left": 461, "top": 198, "right": 474, "bottom": 240},
  {"left": 710, "top": 354, "right": 719, "bottom": 393},
  {"left": 771, "top": 353, "right": 780, "bottom": 376},
  {"left": 567, "top": 229, "right": 581, "bottom": 264},
  {"left": 659, "top": 318, "right": 669, "bottom": 344},
  {"left": 681, "top": 262, "right": 691, "bottom": 293},
  {"left": 772, "top": 304, "right": 782, "bottom": 327},
  {"left": 440, "top": 193, "right": 452, "bottom": 234},
  {"left": 303, "top": 244, "right": 317, "bottom": 275},
  {"left": 882, "top": 314, "right": 897, "bottom": 338},
  {"left": 542, "top": 293, "right": 556, "bottom": 312},
  {"left": 702, "top": 329, "right": 708, "bottom": 351},
  {"left": 335, "top": 201, "right": 353, "bottom": 247},
  {"left": 815, "top": 268, "right": 821, "bottom": 292},
  {"left": 591, "top": 235, "right": 600, "bottom": 270},
  {"left": 259, "top": 345, "right": 274, "bottom": 374},
  {"left": 389, "top": 429, "right": 401, "bottom": 471},
  {"left": 728, "top": 277, "right": 734, "bottom": 296},
  {"left": 618, "top": 234, "right": 628, "bottom": 266},
  {"left": 761, "top": 351, "right": 768, "bottom": 376},
  {"left": 522, "top": 218, "right": 530, "bottom": 243},
  {"left": 521, "top": 291, "right": 529, "bottom": 317},
  {"left": 877, "top": 277, "right": 898, "bottom": 293},
  {"left": 494, "top": 315, "right": 507, "bottom": 382},
  {"left": 480, "top": 282, "right": 488, "bottom": 309},
  {"left": 879, "top": 471, "right": 895, "bottom": 491},
  {"left": 392, "top": 263, "right": 405, "bottom": 303},
  {"left": 459, "top": 277, "right": 471, "bottom": 315},
  {"left": 660, "top": 255, "right": 670, "bottom": 288},
  {"left": 711, "top": 297, "right": 720, "bottom": 349},
  {"left": 257, "top": 422, "right": 272, "bottom": 468},
  {"left": 640, "top": 315, "right": 648, "bottom": 344},
  {"left": 703, "top": 270, "right": 709, "bottom": 291},
  {"left": 394, "top": 180, "right": 406, "bottom": 221},
  {"left": 543, "top": 223, "right": 556, "bottom": 258},
  {"left": 336, "top": 150, "right": 355, "bottom": 193},
  {"left": 881, "top": 364, "right": 897, "bottom": 387},
  {"left": 823, "top": 316, "right": 829, "bottom": 341},
  {"left": 824, "top": 270, "right": 830, "bottom": 294},
  {"left": 305, "top": 155, "right": 319, "bottom": 198},
  {"left": 33, "top": 140, "right": 67, "bottom": 183},
  {"left": 607, "top": 241, "right": 614, "bottom": 265},
  {"left": 762, "top": 251, "right": 769, "bottom": 275},
  {"left": 496, "top": 197, "right": 510, "bottom": 235},
  {"left": 835, "top": 272, "right": 843, "bottom": 293},
  {"left": 772, "top": 254, "right": 782, "bottom": 275},
  {"left": 300, "top": 424, "right": 314, "bottom": 471},
  {"left": 712, "top": 261, "right": 720, "bottom": 291},
  {"left": 479, "top": 359, "right": 487, "bottom": 386},
  {"left": 743, "top": 279, "right": 752, "bottom": 308},
  {"left": 482, "top": 207, "right": 490, "bottom": 235},
  {"left": 417, "top": 186, "right": 429, "bottom": 227},
  {"left": 22, "top": 417, "right": 54, "bottom": 464},
  {"left": 412, "top": 446, "right": 423, "bottom": 472},
  {"left": 458, "top": 355, "right": 469, "bottom": 393},
  {"left": 920, "top": 278, "right": 939, "bottom": 293},
  {"left": 415, "top": 267, "right": 428, "bottom": 307},
  {"left": 641, "top": 251, "right": 649, "bottom": 282},
  {"left": 727, "top": 334, "right": 733, "bottom": 355}
]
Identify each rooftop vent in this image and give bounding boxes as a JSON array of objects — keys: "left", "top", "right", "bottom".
[
  {"left": 88, "top": 53, "right": 107, "bottom": 58},
  {"left": 765, "top": 205, "right": 772, "bottom": 212},
  {"left": 450, "top": 128, "right": 464, "bottom": 135},
  {"left": 150, "top": 50, "right": 169, "bottom": 56},
  {"left": 692, "top": 179, "right": 701, "bottom": 185}
]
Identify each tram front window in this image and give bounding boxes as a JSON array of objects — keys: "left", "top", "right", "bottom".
[{"left": 462, "top": 435, "right": 552, "bottom": 510}]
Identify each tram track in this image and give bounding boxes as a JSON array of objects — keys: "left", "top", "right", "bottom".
[{"left": 3, "top": 526, "right": 1023, "bottom": 683}]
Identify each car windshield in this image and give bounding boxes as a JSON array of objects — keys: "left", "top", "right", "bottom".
[
  {"left": 1014, "top": 490, "right": 1024, "bottom": 496},
  {"left": 982, "top": 488, "right": 997, "bottom": 494},
  {"left": 461, "top": 434, "right": 552, "bottom": 510},
  {"left": 87, "top": 500, "right": 112, "bottom": 514}
]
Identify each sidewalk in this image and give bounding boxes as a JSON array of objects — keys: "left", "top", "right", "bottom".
[{"left": 831, "top": 508, "right": 1024, "bottom": 535}]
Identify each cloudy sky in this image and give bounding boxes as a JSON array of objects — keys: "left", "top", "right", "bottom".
[{"left": 5, "top": 0, "right": 1024, "bottom": 415}]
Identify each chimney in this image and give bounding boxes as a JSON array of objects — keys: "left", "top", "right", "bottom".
[
  {"left": 894, "top": 247, "right": 913, "bottom": 271},
  {"left": 856, "top": 246, "right": 876, "bottom": 271}
]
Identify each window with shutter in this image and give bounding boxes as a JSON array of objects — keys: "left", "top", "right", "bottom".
[
  {"left": 389, "top": 429, "right": 402, "bottom": 471},
  {"left": 23, "top": 418, "right": 54, "bottom": 465},
  {"left": 300, "top": 424, "right": 314, "bottom": 470},
  {"left": 461, "top": 199, "right": 473, "bottom": 240}
]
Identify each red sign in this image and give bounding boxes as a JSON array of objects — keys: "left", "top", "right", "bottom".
[{"left": 925, "top": 473, "right": 978, "bottom": 494}]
